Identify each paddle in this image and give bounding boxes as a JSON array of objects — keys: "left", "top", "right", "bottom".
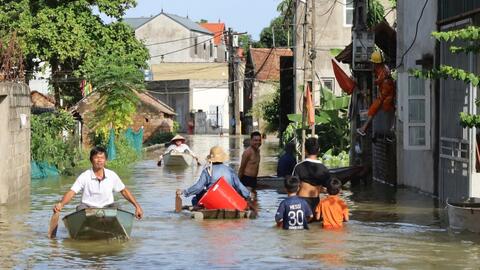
[
  {"left": 175, "top": 194, "right": 182, "bottom": 213},
  {"left": 48, "top": 211, "right": 60, "bottom": 239}
]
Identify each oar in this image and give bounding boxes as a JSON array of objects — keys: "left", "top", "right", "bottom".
[
  {"left": 175, "top": 194, "right": 182, "bottom": 213},
  {"left": 48, "top": 211, "right": 60, "bottom": 239}
]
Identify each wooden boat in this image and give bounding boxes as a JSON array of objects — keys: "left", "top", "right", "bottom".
[
  {"left": 163, "top": 152, "right": 194, "bottom": 167},
  {"left": 257, "top": 165, "right": 366, "bottom": 189},
  {"left": 447, "top": 197, "right": 480, "bottom": 233},
  {"left": 62, "top": 208, "right": 135, "bottom": 240},
  {"left": 181, "top": 206, "right": 256, "bottom": 220}
]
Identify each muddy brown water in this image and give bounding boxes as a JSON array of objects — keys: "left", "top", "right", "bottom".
[{"left": 1, "top": 135, "right": 479, "bottom": 269}]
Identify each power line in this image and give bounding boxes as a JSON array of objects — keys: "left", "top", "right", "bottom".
[
  {"left": 144, "top": 29, "right": 225, "bottom": 46},
  {"left": 396, "top": 0, "right": 429, "bottom": 69},
  {"left": 150, "top": 36, "right": 216, "bottom": 59}
]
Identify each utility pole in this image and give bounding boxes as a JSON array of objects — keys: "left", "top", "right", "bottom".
[
  {"left": 310, "top": 0, "right": 316, "bottom": 136},
  {"left": 300, "top": 0, "right": 314, "bottom": 159},
  {"left": 227, "top": 27, "right": 235, "bottom": 135},
  {"left": 227, "top": 28, "right": 243, "bottom": 135}
]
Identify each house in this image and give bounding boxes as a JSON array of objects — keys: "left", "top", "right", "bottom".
[
  {"left": 396, "top": 0, "right": 480, "bottom": 202},
  {"left": 243, "top": 48, "right": 293, "bottom": 134},
  {"left": 200, "top": 22, "right": 227, "bottom": 62},
  {"left": 124, "top": 13, "right": 230, "bottom": 134},
  {"left": 30, "top": 90, "right": 55, "bottom": 114},
  {"left": 70, "top": 91, "right": 176, "bottom": 147},
  {"left": 124, "top": 12, "right": 215, "bottom": 64}
]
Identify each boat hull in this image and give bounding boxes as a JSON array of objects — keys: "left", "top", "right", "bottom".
[
  {"left": 257, "top": 166, "right": 366, "bottom": 189},
  {"left": 447, "top": 198, "right": 480, "bottom": 233},
  {"left": 62, "top": 208, "right": 135, "bottom": 240},
  {"left": 164, "top": 152, "right": 193, "bottom": 167}
]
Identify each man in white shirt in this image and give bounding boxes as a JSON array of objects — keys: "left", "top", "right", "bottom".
[
  {"left": 157, "top": 134, "right": 200, "bottom": 166},
  {"left": 53, "top": 146, "right": 143, "bottom": 219}
]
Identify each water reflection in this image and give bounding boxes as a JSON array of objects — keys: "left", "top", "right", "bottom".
[{"left": 3, "top": 135, "right": 480, "bottom": 269}]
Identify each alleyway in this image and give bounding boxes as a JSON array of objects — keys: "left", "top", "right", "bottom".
[{"left": 1, "top": 135, "right": 479, "bottom": 269}]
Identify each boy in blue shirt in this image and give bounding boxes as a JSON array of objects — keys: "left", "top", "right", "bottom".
[{"left": 275, "top": 176, "right": 313, "bottom": 230}]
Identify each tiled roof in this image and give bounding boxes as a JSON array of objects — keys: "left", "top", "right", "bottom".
[
  {"left": 163, "top": 13, "right": 212, "bottom": 35},
  {"left": 123, "top": 13, "right": 213, "bottom": 35},
  {"left": 123, "top": 17, "right": 152, "bottom": 29},
  {"left": 249, "top": 48, "right": 293, "bottom": 81},
  {"left": 200, "top": 23, "right": 225, "bottom": 45}
]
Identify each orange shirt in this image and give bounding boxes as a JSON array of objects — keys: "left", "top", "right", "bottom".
[{"left": 316, "top": 195, "right": 349, "bottom": 229}]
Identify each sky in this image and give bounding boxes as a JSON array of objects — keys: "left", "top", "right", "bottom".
[{"left": 119, "top": 0, "right": 283, "bottom": 40}]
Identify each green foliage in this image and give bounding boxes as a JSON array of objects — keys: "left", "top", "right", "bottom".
[
  {"left": 85, "top": 52, "right": 145, "bottom": 141},
  {"left": 172, "top": 121, "right": 180, "bottom": 133},
  {"left": 318, "top": 150, "right": 349, "bottom": 168},
  {"left": 367, "top": 0, "right": 386, "bottom": 28},
  {"left": 329, "top": 48, "right": 343, "bottom": 57},
  {"left": 0, "top": 0, "right": 148, "bottom": 107},
  {"left": 31, "top": 110, "right": 80, "bottom": 174},
  {"left": 107, "top": 135, "right": 141, "bottom": 169},
  {"left": 257, "top": 17, "right": 292, "bottom": 48},
  {"left": 144, "top": 132, "right": 175, "bottom": 146},
  {"left": 281, "top": 87, "right": 350, "bottom": 156},
  {"left": 411, "top": 26, "right": 480, "bottom": 129},
  {"left": 250, "top": 87, "right": 280, "bottom": 133},
  {"left": 410, "top": 65, "right": 480, "bottom": 87},
  {"left": 432, "top": 26, "right": 480, "bottom": 42}
]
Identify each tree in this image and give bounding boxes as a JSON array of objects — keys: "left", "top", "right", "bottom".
[
  {"left": 85, "top": 52, "right": 145, "bottom": 141},
  {"left": 0, "top": 0, "right": 148, "bottom": 107},
  {"left": 411, "top": 26, "right": 480, "bottom": 128}
]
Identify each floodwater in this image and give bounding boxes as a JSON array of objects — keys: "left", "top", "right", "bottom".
[{"left": 1, "top": 135, "right": 480, "bottom": 269}]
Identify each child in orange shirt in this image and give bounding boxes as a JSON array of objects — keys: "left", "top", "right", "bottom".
[{"left": 315, "top": 178, "right": 349, "bottom": 229}]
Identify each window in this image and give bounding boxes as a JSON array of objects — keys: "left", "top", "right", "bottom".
[
  {"left": 321, "top": 77, "right": 335, "bottom": 93},
  {"left": 404, "top": 76, "right": 430, "bottom": 149},
  {"left": 209, "top": 42, "right": 213, "bottom": 58},
  {"left": 194, "top": 37, "right": 198, "bottom": 55},
  {"left": 344, "top": 0, "right": 354, "bottom": 27}
]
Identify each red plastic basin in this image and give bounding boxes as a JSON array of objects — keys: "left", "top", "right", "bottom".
[{"left": 199, "top": 176, "right": 248, "bottom": 211}]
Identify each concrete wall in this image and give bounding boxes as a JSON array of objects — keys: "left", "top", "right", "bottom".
[
  {"left": 191, "top": 82, "right": 229, "bottom": 133},
  {"left": 396, "top": 0, "right": 437, "bottom": 194},
  {"left": 295, "top": 0, "right": 353, "bottom": 106},
  {"left": 295, "top": 0, "right": 396, "bottom": 105},
  {"left": 147, "top": 80, "right": 190, "bottom": 132},
  {"left": 136, "top": 14, "right": 214, "bottom": 64},
  {"left": 0, "top": 83, "right": 31, "bottom": 205}
]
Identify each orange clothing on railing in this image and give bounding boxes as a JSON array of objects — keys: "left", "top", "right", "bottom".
[{"left": 367, "top": 64, "right": 396, "bottom": 117}]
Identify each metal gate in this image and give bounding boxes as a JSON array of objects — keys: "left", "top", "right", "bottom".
[{"left": 438, "top": 20, "right": 475, "bottom": 202}]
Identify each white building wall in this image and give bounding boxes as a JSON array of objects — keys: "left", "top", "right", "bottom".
[
  {"left": 135, "top": 14, "right": 214, "bottom": 65},
  {"left": 192, "top": 87, "right": 229, "bottom": 131},
  {"left": 396, "top": 0, "right": 438, "bottom": 194}
]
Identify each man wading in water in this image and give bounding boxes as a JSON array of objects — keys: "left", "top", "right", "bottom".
[
  {"left": 292, "top": 137, "right": 331, "bottom": 218},
  {"left": 238, "top": 131, "right": 262, "bottom": 190}
]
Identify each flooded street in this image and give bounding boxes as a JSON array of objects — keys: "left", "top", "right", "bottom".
[{"left": 1, "top": 135, "right": 480, "bottom": 269}]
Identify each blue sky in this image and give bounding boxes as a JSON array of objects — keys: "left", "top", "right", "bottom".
[{"left": 120, "top": 0, "right": 283, "bottom": 40}]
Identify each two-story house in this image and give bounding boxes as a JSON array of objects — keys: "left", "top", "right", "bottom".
[{"left": 124, "top": 12, "right": 229, "bottom": 133}]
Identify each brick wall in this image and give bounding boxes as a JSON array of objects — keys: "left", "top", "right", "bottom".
[{"left": 0, "top": 82, "right": 31, "bottom": 204}]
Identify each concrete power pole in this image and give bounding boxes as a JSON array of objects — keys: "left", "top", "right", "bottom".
[
  {"left": 300, "top": 0, "right": 315, "bottom": 159},
  {"left": 227, "top": 28, "right": 235, "bottom": 135}
]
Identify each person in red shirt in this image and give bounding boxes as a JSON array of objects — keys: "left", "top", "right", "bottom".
[
  {"left": 357, "top": 51, "right": 395, "bottom": 136},
  {"left": 315, "top": 178, "right": 349, "bottom": 229}
]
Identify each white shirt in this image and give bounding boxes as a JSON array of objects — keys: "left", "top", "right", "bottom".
[
  {"left": 166, "top": 143, "right": 193, "bottom": 154},
  {"left": 70, "top": 168, "right": 126, "bottom": 208}
]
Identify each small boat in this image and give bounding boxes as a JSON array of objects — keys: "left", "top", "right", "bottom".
[
  {"left": 62, "top": 208, "right": 135, "bottom": 240},
  {"left": 181, "top": 206, "right": 256, "bottom": 220},
  {"left": 447, "top": 197, "right": 480, "bottom": 233},
  {"left": 257, "top": 165, "right": 366, "bottom": 189},
  {"left": 163, "top": 152, "right": 194, "bottom": 167}
]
